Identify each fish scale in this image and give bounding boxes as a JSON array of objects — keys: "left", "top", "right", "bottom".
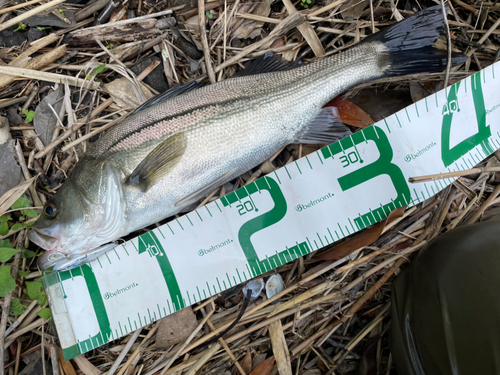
[{"left": 43, "top": 61, "right": 500, "bottom": 360}]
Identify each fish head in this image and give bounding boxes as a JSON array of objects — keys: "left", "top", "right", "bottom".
[{"left": 29, "top": 160, "right": 126, "bottom": 270}]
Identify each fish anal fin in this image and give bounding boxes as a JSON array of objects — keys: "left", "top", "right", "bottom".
[
  {"left": 296, "top": 107, "right": 352, "bottom": 144},
  {"left": 175, "top": 169, "right": 238, "bottom": 208},
  {"left": 126, "top": 133, "right": 186, "bottom": 192}
]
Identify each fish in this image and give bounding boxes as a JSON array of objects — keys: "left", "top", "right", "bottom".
[{"left": 29, "top": 5, "right": 467, "bottom": 270}]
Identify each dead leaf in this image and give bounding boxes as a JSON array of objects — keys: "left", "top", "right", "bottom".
[
  {"left": 156, "top": 307, "right": 198, "bottom": 349},
  {"left": 0, "top": 143, "right": 26, "bottom": 213},
  {"left": 269, "top": 321, "right": 292, "bottom": 375},
  {"left": 104, "top": 77, "right": 154, "bottom": 110},
  {"left": 409, "top": 81, "right": 440, "bottom": 103},
  {"left": 324, "top": 97, "right": 374, "bottom": 129},
  {"left": 314, "top": 206, "right": 406, "bottom": 261},
  {"left": 252, "top": 353, "right": 268, "bottom": 371},
  {"left": 340, "top": 0, "right": 368, "bottom": 20},
  {"left": 72, "top": 355, "right": 102, "bottom": 375},
  {"left": 230, "top": 0, "right": 272, "bottom": 39},
  {"left": 34, "top": 85, "right": 64, "bottom": 147},
  {"left": 249, "top": 356, "right": 275, "bottom": 375},
  {"left": 57, "top": 346, "right": 77, "bottom": 375},
  {"left": 241, "top": 349, "right": 252, "bottom": 374}
]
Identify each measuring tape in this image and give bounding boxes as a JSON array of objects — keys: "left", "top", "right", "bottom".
[{"left": 43, "top": 62, "right": 500, "bottom": 360}]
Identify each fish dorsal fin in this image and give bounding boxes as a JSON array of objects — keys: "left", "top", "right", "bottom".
[
  {"left": 174, "top": 169, "right": 238, "bottom": 208},
  {"left": 126, "top": 133, "right": 186, "bottom": 192},
  {"left": 131, "top": 80, "right": 205, "bottom": 115},
  {"left": 295, "top": 107, "right": 352, "bottom": 144},
  {"left": 231, "top": 52, "right": 302, "bottom": 78}
]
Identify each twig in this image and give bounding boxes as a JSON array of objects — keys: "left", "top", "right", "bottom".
[
  {"left": 0, "top": 0, "right": 67, "bottom": 32},
  {"left": 0, "top": 0, "right": 47, "bottom": 15},
  {"left": 116, "top": 325, "right": 158, "bottom": 375},
  {"left": 0, "top": 66, "right": 101, "bottom": 90},
  {"left": 466, "top": 183, "right": 500, "bottom": 224},
  {"left": 61, "top": 113, "right": 129, "bottom": 152},
  {"left": 215, "top": 12, "right": 305, "bottom": 73},
  {"left": 409, "top": 167, "right": 500, "bottom": 183},
  {"left": 199, "top": 0, "right": 217, "bottom": 83},
  {"left": 440, "top": 0, "right": 452, "bottom": 88},
  {"left": 107, "top": 329, "right": 143, "bottom": 375},
  {"left": 281, "top": 0, "right": 325, "bottom": 57},
  {"left": 308, "top": 0, "right": 347, "bottom": 17}
]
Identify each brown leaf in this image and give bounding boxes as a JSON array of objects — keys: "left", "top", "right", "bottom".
[
  {"left": 314, "top": 206, "right": 406, "bottom": 261},
  {"left": 57, "top": 346, "right": 77, "bottom": 375},
  {"left": 323, "top": 97, "right": 374, "bottom": 128},
  {"left": 269, "top": 321, "right": 292, "bottom": 375},
  {"left": 241, "top": 349, "right": 252, "bottom": 374},
  {"left": 72, "top": 355, "right": 102, "bottom": 375},
  {"left": 409, "top": 81, "right": 440, "bottom": 103},
  {"left": 249, "top": 356, "right": 275, "bottom": 375}
]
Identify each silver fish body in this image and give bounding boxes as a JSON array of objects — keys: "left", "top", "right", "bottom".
[
  {"left": 100, "top": 43, "right": 383, "bottom": 233},
  {"left": 30, "top": 5, "right": 465, "bottom": 269}
]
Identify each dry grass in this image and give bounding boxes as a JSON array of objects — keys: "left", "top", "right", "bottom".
[{"left": 0, "top": 0, "right": 499, "bottom": 374}]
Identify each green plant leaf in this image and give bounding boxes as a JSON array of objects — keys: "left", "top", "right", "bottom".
[
  {"left": 0, "top": 240, "right": 13, "bottom": 248},
  {"left": 24, "top": 222, "right": 34, "bottom": 227},
  {"left": 206, "top": 10, "right": 213, "bottom": 19},
  {"left": 0, "top": 220, "right": 8, "bottom": 236},
  {"left": 14, "top": 22, "right": 26, "bottom": 32},
  {"left": 11, "top": 223, "right": 23, "bottom": 232},
  {"left": 37, "top": 308, "right": 52, "bottom": 320},
  {"left": 21, "top": 110, "right": 35, "bottom": 123},
  {"left": 87, "top": 63, "right": 106, "bottom": 79},
  {"left": 21, "top": 250, "right": 36, "bottom": 258},
  {"left": 22, "top": 209, "right": 38, "bottom": 218},
  {"left": 0, "top": 248, "right": 21, "bottom": 262},
  {"left": 11, "top": 197, "right": 31, "bottom": 210},
  {"left": 18, "top": 270, "right": 31, "bottom": 278},
  {"left": 26, "top": 280, "right": 46, "bottom": 306},
  {"left": 10, "top": 299, "right": 26, "bottom": 316},
  {"left": 0, "top": 266, "right": 16, "bottom": 297},
  {"left": 58, "top": 9, "right": 64, "bottom": 15}
]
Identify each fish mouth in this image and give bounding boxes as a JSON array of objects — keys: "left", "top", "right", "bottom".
[{"left": 28, "top": 228, "right": 57, "bottom": 250}]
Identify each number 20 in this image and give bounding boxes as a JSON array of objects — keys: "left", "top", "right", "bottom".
[{"left": 237, "top": 201, "right": 256, "bottom": 215}]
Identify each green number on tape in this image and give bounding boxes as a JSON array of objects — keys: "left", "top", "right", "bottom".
[
  {"left": 237, "top": 177, "right": 288, "bottom": 276},
  {"left": 138, "top": 231, "right": 185, "bottom": 311},
  {"left": 334, "top": 126, "right": 410, "bottom": 230},
  {"left": 441, "top": 72, "right": 492, "bottom": 167}
]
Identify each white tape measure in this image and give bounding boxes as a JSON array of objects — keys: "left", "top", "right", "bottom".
[{"left": 43, "top": 62, "right": 500, "bottom": 360}]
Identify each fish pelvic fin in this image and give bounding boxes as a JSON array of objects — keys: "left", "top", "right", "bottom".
[
  {"left": 295, "top": 107, "right": 352, "bottom": 144},
  {"left": 126, "top": 133, "right": 186, "bottom": 192},
  {"left": 362, "top": 5, "right": 468, "bottom": 76}
]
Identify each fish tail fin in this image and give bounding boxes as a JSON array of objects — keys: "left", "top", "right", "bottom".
[{"left": 363, "top": 5, "right": 468, "bottom": 76}]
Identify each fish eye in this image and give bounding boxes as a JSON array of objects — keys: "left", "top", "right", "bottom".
[{"left": 43, "top": 201, "right": 58, "bottom": 219}]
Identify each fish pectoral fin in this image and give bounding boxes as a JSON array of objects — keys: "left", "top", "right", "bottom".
[
  {"left": 126, "top": 133, "right": 186, "bottom": 192},
  {"left": 174, "top": 169, "right": 237, "bottom": 208},
  {"left": 295, "top": 107, "right": 352, "bottom": 144}
]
